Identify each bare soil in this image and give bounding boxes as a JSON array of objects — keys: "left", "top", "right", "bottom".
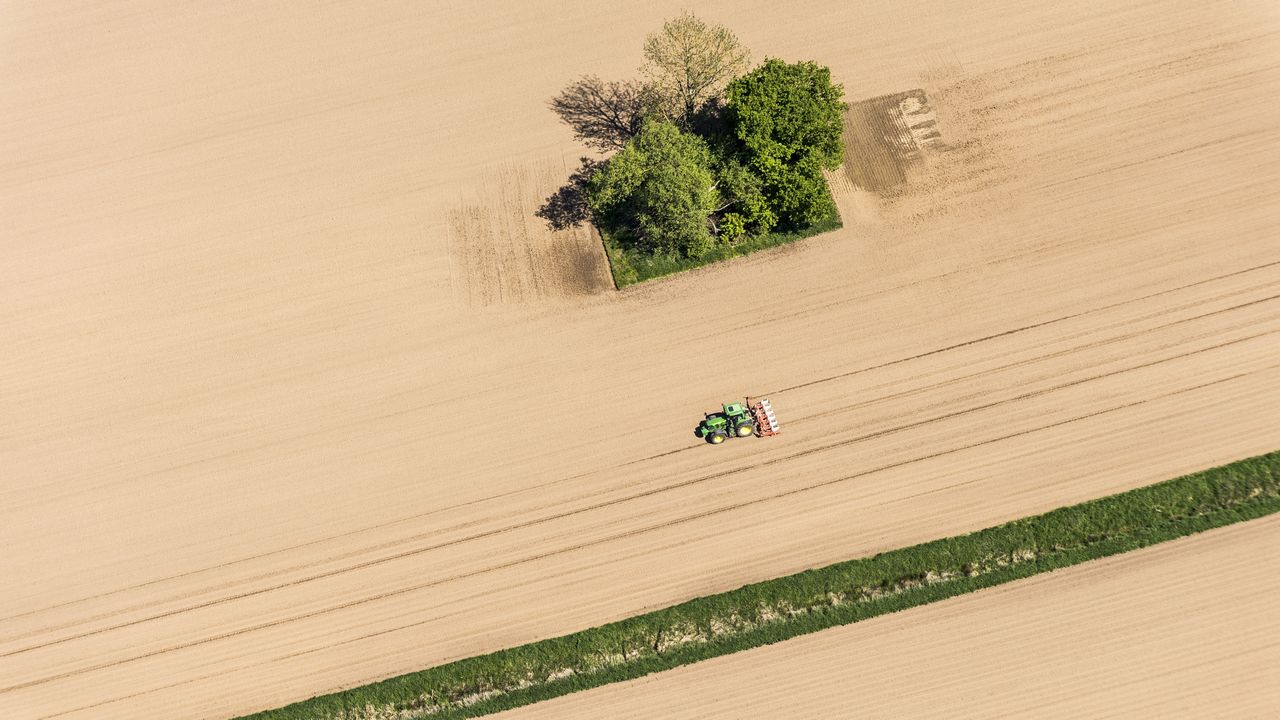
[
  {"left": 497, "top": 515, "right": 1280, "bottom": 719},
  {"left": 841, "top": 88, "right": 939, "bottom": 194},
  {"left": 2, "top": 0, "right": 1278, "bottom": 718},
  {"left": 447, "top": 161, "right": 613, "bottom": 305}
]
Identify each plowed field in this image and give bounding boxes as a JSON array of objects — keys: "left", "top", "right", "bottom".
[
  {"left": 497, "top": 514, "right": 1280, "bottom": 719},
  {"left": 3, "top": 0, "right": 1278, "bottom": 717}
]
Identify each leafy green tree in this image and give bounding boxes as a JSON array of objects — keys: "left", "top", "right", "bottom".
[
  {"left": 713, "top": 159, "right": 776, "bottom": 237},
  {"left": 727, "top": 59, "right": 846, "bottom": 227},
  {"left": 587, "top": 120, "right": 720, "bottom": 257},
  {"left": 718, "top": 212, "right": 748, "bottom": 242},
  {"left": 642, "top": 12, "right": 751, "bottom": 128}
]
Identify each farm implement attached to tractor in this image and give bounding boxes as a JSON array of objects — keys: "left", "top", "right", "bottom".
[{"left": 695, "top": 397, "right": 780, "bottom": 444}]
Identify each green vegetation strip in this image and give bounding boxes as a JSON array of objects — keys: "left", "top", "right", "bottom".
[
  {"left": 603, "top": 211, "right": 841, "bottom": 287},
  {"left": 239, "top": 450, "right": 1280, "bottom": 720}
]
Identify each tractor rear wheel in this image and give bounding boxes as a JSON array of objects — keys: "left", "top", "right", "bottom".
[
  {"left": 736, "top": 423, "right": 755, "bottom": 437},
  {"left": 708, "top": 431, "right": 727, "bottom": 444}
]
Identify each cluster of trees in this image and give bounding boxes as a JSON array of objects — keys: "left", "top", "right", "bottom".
[{"left": 541, "top": 13, "right": 847, "bottom": 259}]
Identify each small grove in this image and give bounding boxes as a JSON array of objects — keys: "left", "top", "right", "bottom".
[
  {"left": 541, "top": 14, "right": 848, "bottom": 286},
  {"left": 235, "top": 450, "right": 1280, "bottom": 720}
]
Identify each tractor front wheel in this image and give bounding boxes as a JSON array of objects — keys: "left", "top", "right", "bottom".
[{"left": 708, "top": 431, "right": 727, "bottom": 444}]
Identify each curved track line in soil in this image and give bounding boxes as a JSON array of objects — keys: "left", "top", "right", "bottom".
[
  {"left": 786, "top": 294, "right": 1279, "bottom": 426},
  {"left": 5, "top": 305, "right": 1275, "bottom": 653},
  {"left": 7, "top": 261, "right": 1274, "bottom": 633},
  {"left": 4, "top": 367, "right": 1258, "bottom": 698},
  {"left": 2, "top": 330, "right": 1272, "bottom": 693},
  {"left": 758, "top": 261, "right": 1280, "bottom": 396}
]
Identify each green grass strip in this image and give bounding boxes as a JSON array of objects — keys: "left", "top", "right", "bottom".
[
  {"left": 237, "top": 450, "right": 1280, "bottom": 720},
  {"left": 603, "top": 212, "right": 842, "bottom": 288}
]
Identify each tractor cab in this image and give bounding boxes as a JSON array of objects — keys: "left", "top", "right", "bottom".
[
  {"left": 695, "top": 398, "right": 780, "bottom": 446},
  {"left": 696, "top": 400, "right": 759, "bottom": 444}
]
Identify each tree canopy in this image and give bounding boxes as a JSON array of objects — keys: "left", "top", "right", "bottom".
[
  {"left": 642, "top": 12, "right": 750, "bottom": 128},
  {"left": 586, "top": 120, "right": 720, "bottom": 257},
  {"left": 727, "top": 59, "right": 846, "bottom": 227},
  {"left": 541, "top": 16, "right": 847, "bottom": 281},
  {"left": 714, "top": 157, "right": 776, "bottom": 239}
]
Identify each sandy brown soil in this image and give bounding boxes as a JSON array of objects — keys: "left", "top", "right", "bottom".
[
  {"left": 498, "top": 514, "right": 1280, "bottom": 719},
  {"left": 2, "top": 0, "right": 1279, "bottom": 718},
  {"left": 447, "top": 161, "right": 613, "bottom": 305}
]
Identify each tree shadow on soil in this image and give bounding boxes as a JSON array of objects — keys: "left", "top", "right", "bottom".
[{"left": 536, "top": 157, "right": 602, "bottom": 231}]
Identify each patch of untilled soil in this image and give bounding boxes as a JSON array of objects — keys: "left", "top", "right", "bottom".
[
  {"left": 447, "top": 160, "right": 613, "bottom": 306},
  {"left": 841, "top": 89, "right": 941, "bottom": 195},
  {"left": 896, "top": 69, "right": 1021, "bottom": 222}
]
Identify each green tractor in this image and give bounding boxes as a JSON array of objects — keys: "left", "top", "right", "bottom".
[{"left": 695, "top": 402, "right": 758, "bottom": 444}]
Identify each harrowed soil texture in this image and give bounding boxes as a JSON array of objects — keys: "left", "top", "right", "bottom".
[{"left": 240, "top": 450, "right": 1280, "bottom": 720}]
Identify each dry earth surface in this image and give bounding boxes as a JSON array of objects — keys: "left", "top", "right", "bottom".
[
  {"left": 3, "top": 0, "right": 1279, "bottom": 718},
  {"left": 498, "top": 513, "right": 1280, "bottom": 720}
]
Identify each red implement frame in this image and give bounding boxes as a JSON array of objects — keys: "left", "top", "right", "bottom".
[{"left": 747, "top": 397, "right": 780, "bottom": 437}]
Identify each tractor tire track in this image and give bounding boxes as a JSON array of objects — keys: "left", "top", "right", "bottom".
[
  {"left": 5, "top": 367, "right": 1259, "bottom": 697},
  {"left": 4, "top": 324, "right": 1272, "bottom": 671},
  {"left": 7, "top": 291, "right": 1275, "bottom": 651},
  {"left": 7, "top": 262, "right": 1274, "bottom": 637}
]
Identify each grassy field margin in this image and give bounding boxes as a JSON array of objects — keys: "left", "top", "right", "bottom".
[
  {"left": 603, "top": 212, "right": 842, "bottom": 288},
  {"left": 238, "top": 450, "right": 1280, "bottom": 720}
]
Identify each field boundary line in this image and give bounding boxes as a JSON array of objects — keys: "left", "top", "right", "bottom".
[{"left": 218, "top": 450, "right": 1280, "bottom": 720}]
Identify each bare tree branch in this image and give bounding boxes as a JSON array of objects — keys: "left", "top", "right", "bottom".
[{"left": 642, "top": 12, "right": 751, "bottom": 127}]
